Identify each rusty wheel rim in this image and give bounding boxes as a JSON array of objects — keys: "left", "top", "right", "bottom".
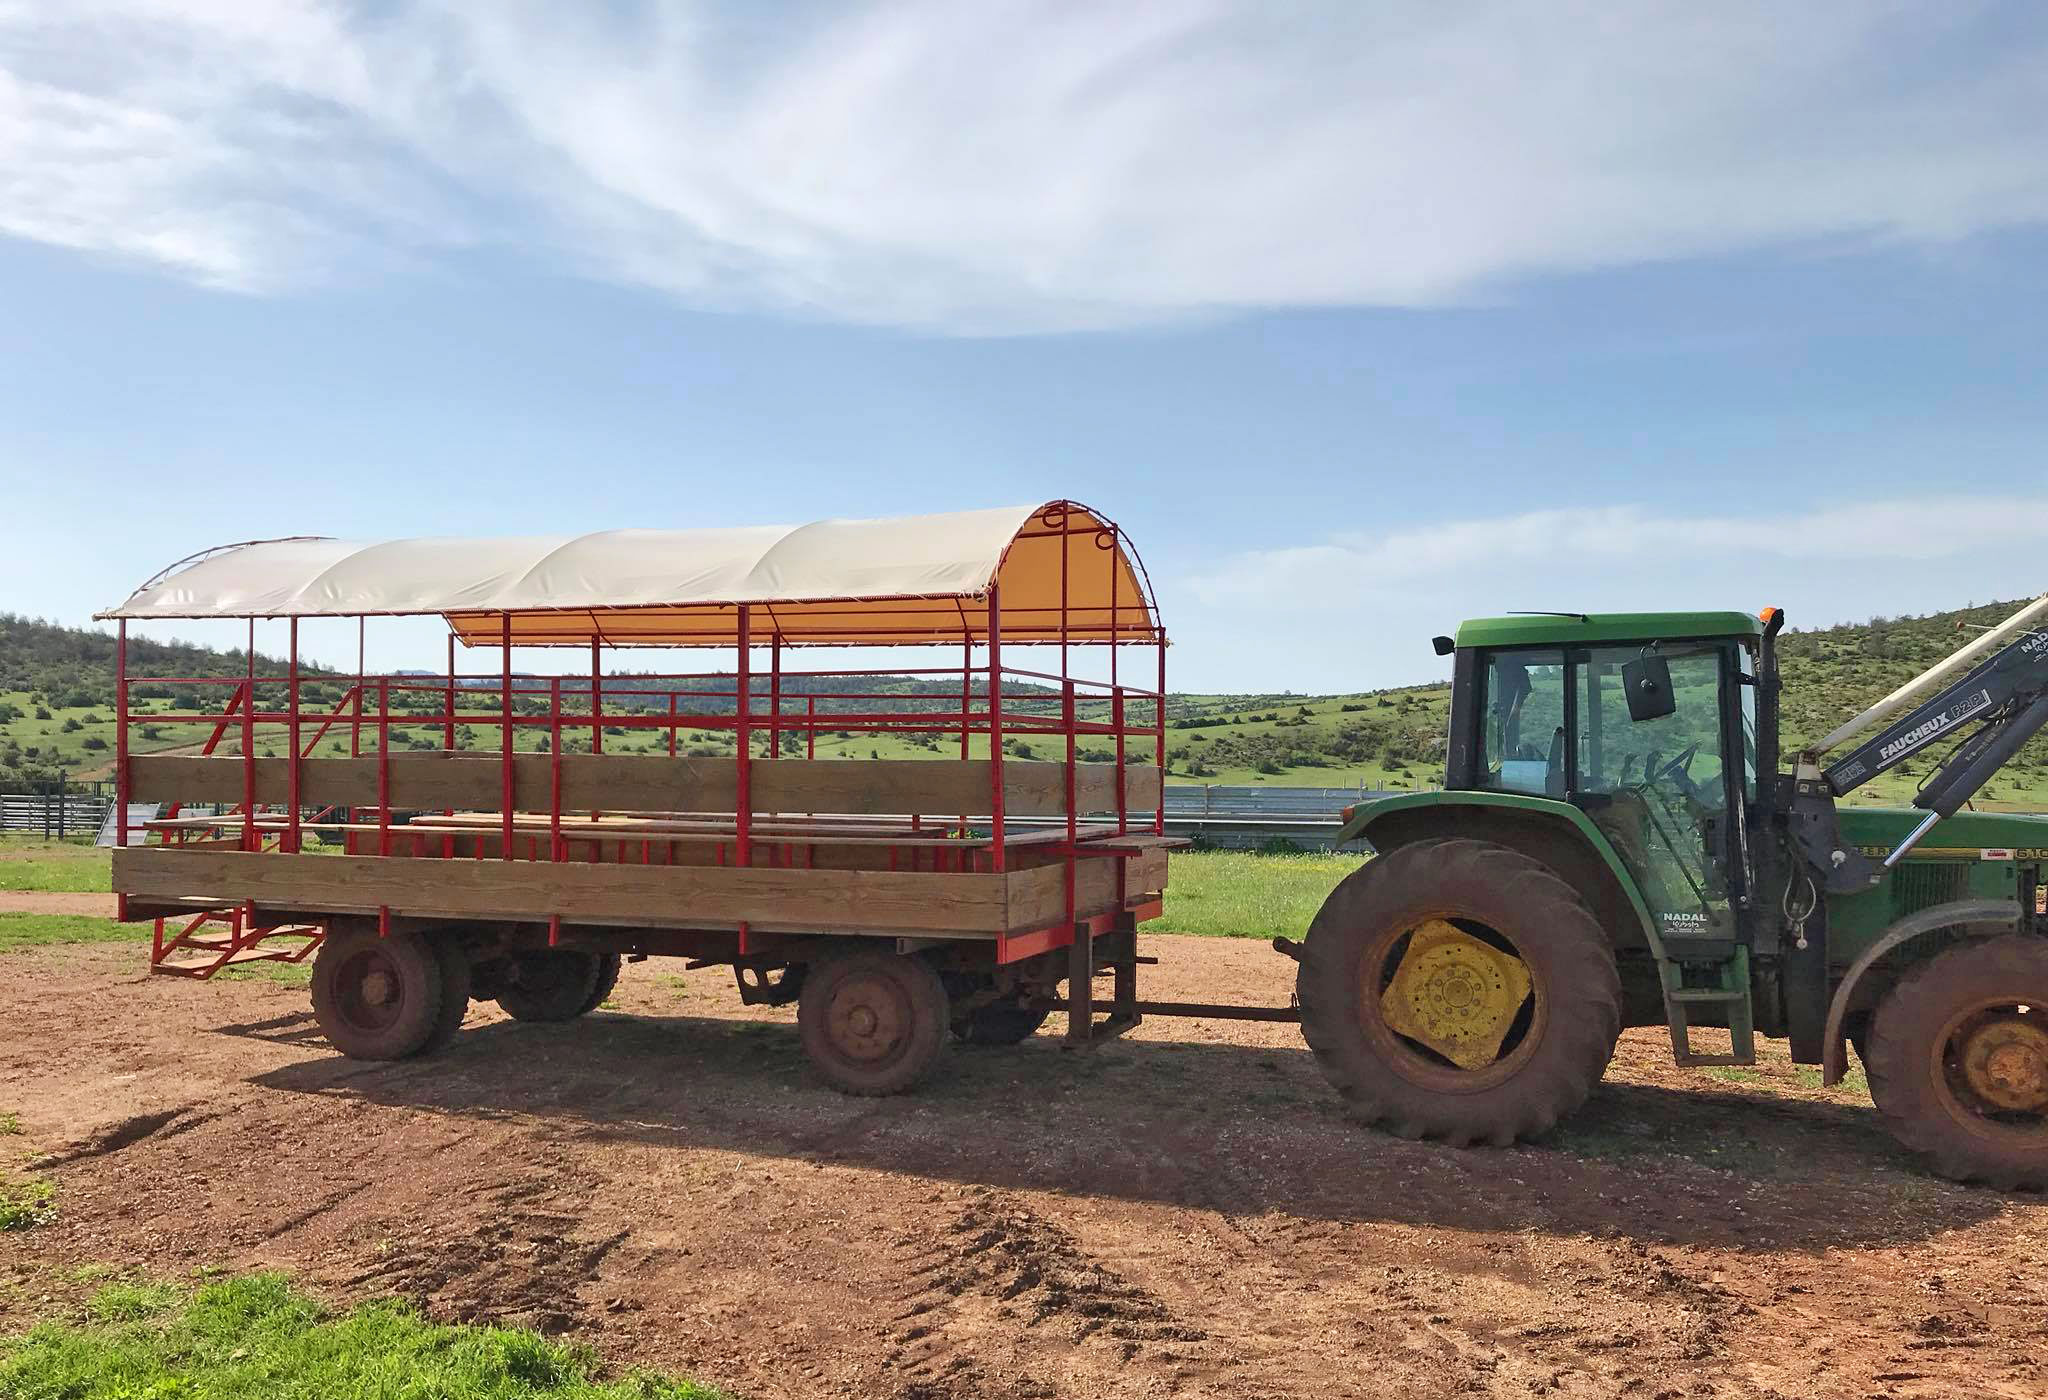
[
  {"left": 335, "top": 946, "right": 406, "bottom": 1033},
  {"left": 1939, "top": 1002, "right": 2048, "bottom": 1130},
  {"left": 823, "top": 971, "right": 912, "bottom": 1068}
]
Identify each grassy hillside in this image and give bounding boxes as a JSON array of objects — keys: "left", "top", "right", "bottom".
[{"left": 3, "top": 604, "right": 2044, "bottom": 807}]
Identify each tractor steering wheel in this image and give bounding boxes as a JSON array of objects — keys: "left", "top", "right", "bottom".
[{"left": 1656, "top": 742, "right": 1704, "bottom": 798}]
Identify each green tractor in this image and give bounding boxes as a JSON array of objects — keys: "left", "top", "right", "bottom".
[{"left": 1299, "top": 600, "right": 2048, "bottom": 1187}]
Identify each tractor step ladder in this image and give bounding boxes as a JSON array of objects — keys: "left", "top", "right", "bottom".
[{"left": 1660, "top": 942, "right": 1755, "bottom": 1068}]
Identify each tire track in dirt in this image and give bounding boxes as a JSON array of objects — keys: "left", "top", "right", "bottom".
[
  {"left": 29, "top": 1104, "right": 221, "bottom": 1166},
  {"left": 876, "top": 1185, "right": 1214, "bottom": 1399},
  {"left": 1106, "top": 1123, "right": 1773, "bottom": 1399}
]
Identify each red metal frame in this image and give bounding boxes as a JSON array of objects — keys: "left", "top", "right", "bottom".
[
  {"left": 151, "top": 907, "right": 323, "bottom": 979},
  {"left": 113, "top": 501, "right": 1170, "bottom": 974}
]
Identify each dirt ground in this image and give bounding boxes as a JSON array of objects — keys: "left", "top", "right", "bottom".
[
  {"left": 0, "top": 892, "right": 115, "bottom": 916},
  {"left": 2, "top": 935, "right": 2044, "bottom": 1400}
]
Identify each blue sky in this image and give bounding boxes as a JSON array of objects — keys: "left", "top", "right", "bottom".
[{"left": 2, "top": 2, "right": 2046, "bottom": 692}]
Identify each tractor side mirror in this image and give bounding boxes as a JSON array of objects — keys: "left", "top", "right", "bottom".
[{"left": 1622, "top": 652, "right": 1676, "bottom": 722}]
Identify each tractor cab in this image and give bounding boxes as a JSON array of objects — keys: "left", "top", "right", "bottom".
[{"left": 1441, "top": 612, "right": 1768, "bottom": 948}]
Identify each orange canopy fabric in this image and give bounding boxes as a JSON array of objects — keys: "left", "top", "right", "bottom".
[{"left": 100, "top": 501, "right": 1161, "bottom": 648}]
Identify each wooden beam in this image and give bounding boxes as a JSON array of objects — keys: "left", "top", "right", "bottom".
[
  {"left": 1002, "top": 847, "right": 1168, "bottom": 930},
  {"left": 112, "top": 847, "right": 1011, "bottom": 933},
  {"left": 130, "top": 754, "right": 1157, "bottom": 818}
]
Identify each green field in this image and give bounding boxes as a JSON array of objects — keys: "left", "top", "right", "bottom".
[
  {"left": 0, "top": 913, "right": 142, "bottom": 953},
  {"left": 0, "top": 834, "right": 107, "bottom": 891},
  {"left": 1150, "top": 851, "right": 1364, "bottom": 939},
  {"left": 0, "top": 1274, "right": 720, "bottom": 1399}
]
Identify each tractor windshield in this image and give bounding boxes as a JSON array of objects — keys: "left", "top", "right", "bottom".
[{"left": 1575, "top": 644, "right": 1737, "bottom": 941}]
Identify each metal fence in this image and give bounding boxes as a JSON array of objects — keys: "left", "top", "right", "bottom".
[
  {"left": 1160, "top": 784, "right": 1405, "bottom": 850},
  {"left": 0, "top": 793, "right": 109, "bottom": 838}
]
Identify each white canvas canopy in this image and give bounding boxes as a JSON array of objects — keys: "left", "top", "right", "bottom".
[{"left": 99, "top": 501, "right": 1161, "bottom": 648}]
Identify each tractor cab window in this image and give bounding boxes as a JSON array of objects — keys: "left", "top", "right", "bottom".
[
  {"left": 1575, "top": 643, "right": 1736, "bottom": 939},
  {"left": 1479, "top": 649, "right": 1567, "bottom": 796}
]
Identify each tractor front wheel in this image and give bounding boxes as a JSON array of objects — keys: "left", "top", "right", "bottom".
[
  {"left": 1297, "top": 838, "right": 1622, "bottom": 1146},
  {"left": 1866, "top": 934, "right": 2048, "bottom": 1189}
]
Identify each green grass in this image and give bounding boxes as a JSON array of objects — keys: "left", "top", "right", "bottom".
[
  {"left": 1155, "top": 850, "right": 1365, "bottom": 940},
  {"left": 0, "top": 835, "right": 110, "bottom": 893},
  {"left": 0, "top": 1112, "right": 19, "bottom": 1136},
  {"left": 84, "top": 1282, "right": 183, "bottom": 1324},
  {"left": 216, "top": 962, "right": 315, "bottom": 988},
  {"left": 1701, "top": 1066, "right": 1762, "bottom": 1084},
  {"left": 0, "top": 1274, "right": 723, "bottom": 1399},
  {"left": 0, "top": 1178, "right": 56, "bottom": 1231},
  {"left": 0, "top": 913, "right": 147, "bottom": 953}
]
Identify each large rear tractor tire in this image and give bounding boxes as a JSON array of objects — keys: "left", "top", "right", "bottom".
[
  {"left": 1296, "top": 838, "right": 1622, "bottom": 1146},
  {"left": 311, "top": 928, "right": 450, "bottom": 1061},
  {"left": 496, "top": 949, "right": 605, "bottom": 1023},
  {"left": 1866, "top": 934, "right": 2048, "bottom": 1189},
  {"left": 799, "top": 949, "right": 949, "bottom": 1095}
]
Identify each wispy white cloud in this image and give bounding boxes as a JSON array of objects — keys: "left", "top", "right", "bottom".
[
  {"left": 1178, "top": 495, "right": 2048, "bottom": 691},
  {"left": 1, "top": 2, "right": 2045, "bottom": 329}
]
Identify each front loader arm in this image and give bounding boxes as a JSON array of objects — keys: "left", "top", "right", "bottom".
[{"left": 1792, "top": 598, "right": 2048, "bottom": 885}]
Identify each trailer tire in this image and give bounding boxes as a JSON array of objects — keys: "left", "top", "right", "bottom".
[
  {"left": 1866, "top": 934, "right": 2048, "bottom": 1189},
  {"left": 311, "top": 928, "right": 447, "bottom": 1061},
  {"left": 576, "top": 953, "right": 623, "bottom": 1017},
  {"left": 800, "top": 949, "right": 949, "bottom": 1095},
  {"left": 421, "top": 938, "right": 473, "bottom": 1055},
  {"left": 496, "top": 950, "right": 604, "bottom": 1023},
  {"left": 952, "top": 1000, "right": 1051, "bottom": 1046},
  {"left": 1297, "top": 838, "right": 1621, "bottom": 1147}
]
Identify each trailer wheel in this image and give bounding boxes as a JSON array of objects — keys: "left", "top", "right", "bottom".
[
  {"left": 421, "top": 939, "right": 473, "bottom": 1054},
  {"left": 799, "top": 950, "right": 949, "bottom": 1095},
  {"left": 576, "top": 953, "right": 623, "bottom": 1016},
  {"left": 310, "top": 928, "right": 448, "bottom": 1061},
  {"left": 495, "top": 950, "right": 604, "bottom": 1023},
  {"left": 1866, "top": 934, "right": 2048, "bottom": 1189},
  {"left": 1296, "top": 838, "right": 1621, "bottom": 1147},
  {"left": 952, "top": 999, "right": 1051, "bottom": 1046}
]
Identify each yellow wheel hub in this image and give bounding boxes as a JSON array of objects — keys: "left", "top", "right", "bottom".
[
  {"left": 1379, "top": 920, "right": 1533, "bottom": 1071},
  {"left": 1958, "top": 1014, "right": 2048, "bottom": 1113}
]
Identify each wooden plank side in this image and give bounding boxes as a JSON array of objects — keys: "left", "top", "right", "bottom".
[
  {"left": 130, "top": 752, "right": 1161, "bottom": 819},
  {"left": 129, "top": 755, "right": 286, "bottom": 804},
  {"left": 557, "top": 754, "right": 736, "bottom": 812},
  {"left": 718, "top": 758, "right": 1093, "bottom": 818},
  {"left": 130, "top": 754, "right": 501, "bottom": 810},
  {"left": 1001, "top": 847, "right": 1170, "bottom": 931},
  {"left": 111, "top": 847, "right": 1006, "bottom": 932},
  {"left": 1074, "top": 763, "right": 1163, "bottom": 816},
  {"left": 386, "top": 754, "right": 524, "bottom": 811}
]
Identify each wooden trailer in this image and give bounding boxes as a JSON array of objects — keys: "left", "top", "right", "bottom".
[{"left": 98, "top": 501, "right": 1191, "bottom": 1092}]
